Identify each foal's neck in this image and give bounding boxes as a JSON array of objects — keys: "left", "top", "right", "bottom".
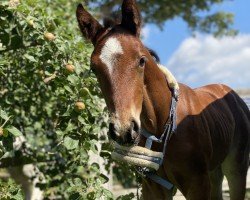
[{"left": 141, "top": 60, "right": 172, "bottom": 138}]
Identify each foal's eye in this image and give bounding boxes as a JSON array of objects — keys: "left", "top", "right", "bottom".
[{"left": 139, "top": 57, "right": 146, "bottom": 68}]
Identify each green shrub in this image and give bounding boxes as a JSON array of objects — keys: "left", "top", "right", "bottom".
[{"left": 0, "top": 0, "right": 113, "bottom": 199}]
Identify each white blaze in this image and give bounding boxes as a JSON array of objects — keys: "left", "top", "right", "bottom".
[{"left": 100, "top": 37, "right": 123, "bottom": 74}]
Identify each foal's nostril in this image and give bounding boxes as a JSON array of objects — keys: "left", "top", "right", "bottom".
[
  {"left": 108, "top": 121, "right": 140, "bottom": 145},
  {"left": 125, "top": 129, "right": 133, "bottom": 144},
  {"left": 132, "top": 120, "right": 139, "bottom": 133},
  {"left": 126, "top": 121, "right": 140, "bottom": 143},
  {"left": 108, "top": 123, "right": 117, "bottom": 141}
]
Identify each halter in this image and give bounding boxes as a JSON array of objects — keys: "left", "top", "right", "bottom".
[{"left": 136, "top": 86, "right": 179, "bottom": 190}]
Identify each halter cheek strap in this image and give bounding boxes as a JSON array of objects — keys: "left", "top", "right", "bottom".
[{"left": 137, "top": 87, "right": 179, "bottom": 190}]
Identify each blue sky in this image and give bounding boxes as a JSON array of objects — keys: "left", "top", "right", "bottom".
[
  {"left": 142, "top": 0, "right": 250, "bottom": 89},
  {"left": 143, "top": 0, "right": 250, "bottom": 63}
]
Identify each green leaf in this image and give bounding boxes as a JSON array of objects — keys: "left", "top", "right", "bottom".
[
  {"left": 64, "top": 136, "right": 78, "bottom": 150},
  {"left": 116, "top": 193, "right": 135, "bottom": 200},
  {"left": 67, "top": 74, "right": 79, "bottom": 85},
  {"left": 24, "top": 54, "right": 37, "bottom": 62},
  {"left": 0, "top": 110, "right": 9, "bottom": 121},
  {"left": 99, "top": 173, "right": 109, "bottom": 184},
  {"left": 69, "top": 193, "right": 80, "bottom": 200},
  {"left": 65, "top": 122, "right": 76, "bottom": 133},
  {"left": 64, "top": 85, "right": 73, "bottom": 94},
  {"left": 102, "top": 188, "right": 113, "bottom": 198},
  {"left": 77, "top": 116, "right": 86, "bottom": 125},
  {"left": 90, "top": 162, "right": 100, "bottom": 173},
  {"left": 6, "top": 126, "right": 22, "bottom": 137}
]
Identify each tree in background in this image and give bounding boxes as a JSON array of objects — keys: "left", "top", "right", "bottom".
[{"left": 87, "top": 0, "right": 237, "bottom": 36}]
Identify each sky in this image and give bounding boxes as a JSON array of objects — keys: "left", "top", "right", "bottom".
[{"left": 142, "top": 0, "right": 250, "bottom": 89}]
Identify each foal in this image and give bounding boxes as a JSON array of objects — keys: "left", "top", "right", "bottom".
[{"left": 76, "top": 0, "right": 250, "bottom": 199}]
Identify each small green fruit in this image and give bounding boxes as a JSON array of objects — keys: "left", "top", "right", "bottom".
[
  {"left": 79, "top": 87, "right": 90, "bottom": 97},
  {"left": 0, "top": 127, "right": 7, "bottom": 137},
  {"left": 65, "top": 64, "right": 75, "bottom": 73},
  {"left": 38, "top": 70, "right": 44, "bottom": 76},
  {"left": 75, "top": 102, "right": 85, "bottom": 112},
  {"left": 44, "top": 32, "right": 55, "bottom": 41},
  {"left": 27, "top": 20, "right": 34, "bottom": 26}
]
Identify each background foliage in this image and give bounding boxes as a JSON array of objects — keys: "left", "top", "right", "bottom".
[
  {"left": 0, "top": 0, "right": 114, "bottom": 199},
  {"left": 87, "top": 0, "right": 237, "bottom": 36}
]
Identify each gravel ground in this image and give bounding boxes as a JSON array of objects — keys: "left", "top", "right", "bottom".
[{"left": 113, "top": 169, "right": 250, "bottom": 199}]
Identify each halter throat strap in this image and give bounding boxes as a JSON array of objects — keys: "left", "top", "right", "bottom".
[{"left": 139, "top": 87, "right": 179, "bottom": 190}]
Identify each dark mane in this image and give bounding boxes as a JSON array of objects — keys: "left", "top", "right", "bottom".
[{"left": 147, "top": 48, "right": 160, "bottom": 63}]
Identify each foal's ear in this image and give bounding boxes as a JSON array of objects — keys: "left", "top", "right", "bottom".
[
  {"left": 121, "top": 0, "right": 141, "bottom": 37},
  {"left": 76, "top": 4, "right": 103, "bottom": 45}
]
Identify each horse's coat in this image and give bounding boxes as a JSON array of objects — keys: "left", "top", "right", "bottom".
[{"left": 76, "top": 1, "right": 250, "bottom": 199}]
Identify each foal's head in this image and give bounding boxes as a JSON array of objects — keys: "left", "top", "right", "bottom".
[{"left": 77, "top": 0, "right": 157, "bottom": 145}]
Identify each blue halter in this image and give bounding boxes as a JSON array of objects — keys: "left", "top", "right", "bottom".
[{"left": 136, "top": 87, "right": 179, "bottom": 190}]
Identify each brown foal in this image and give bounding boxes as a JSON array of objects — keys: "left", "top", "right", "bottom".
[{"left": 76, "top": 0, "right": 250, "bottom": 199}]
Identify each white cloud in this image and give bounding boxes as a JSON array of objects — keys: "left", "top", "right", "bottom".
[
  {"left": 141, "top": 26, "right": 151, "bottom": 43},
  {"left": 167, "top": 34, "right": 250, "bottom": 89},
  {"left": 141, "top": 25, "right": 160, "bottom": 45}
]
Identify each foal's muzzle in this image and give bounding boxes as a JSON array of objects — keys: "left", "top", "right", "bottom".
[{"left": 109, "top": 121, "right": 140, "bottom": 145}]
